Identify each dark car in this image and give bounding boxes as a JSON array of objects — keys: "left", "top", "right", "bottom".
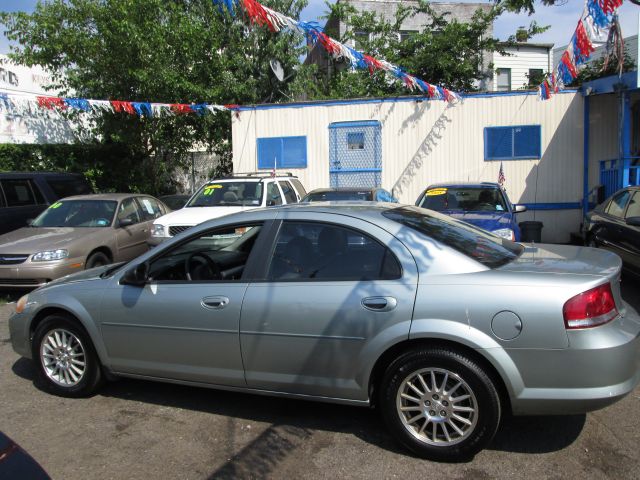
[
  {"left": 301, "top": 187, "right": 398, "bottom": 203},
  {"left": 0, "top": 172, "right": 92, "bottom": 236},
  {"left": 159, "top": 194, "right": 191, "bottom": 211},
  {"left": 0, "top": 431, "right": 50, "bottom": 479},
  {"left": 415, "top": 182, "right": 527, "bottom": 241},
  {"left": 584, "top": 186, "right": 640, "bottom": 275}
]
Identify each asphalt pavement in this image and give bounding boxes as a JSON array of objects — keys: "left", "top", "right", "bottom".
[{"left": 1, "top": 276, "right": 639, "bottom": 479}]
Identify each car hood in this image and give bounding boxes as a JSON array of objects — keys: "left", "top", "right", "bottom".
[
  {"left": 39, "top": 263, "right": 118, "bottom": 289},
  {"left": 499, "top": 244, "right": 622, "bottom": 277},
  {"left": 0, "top": 227, "right": 109, "bottom": 255},
  {"left": 446, "top": 211, "right": 512, "bottom": 231},
  {"left": 154, "top": 206, "right": 252, "bottom": 226}
]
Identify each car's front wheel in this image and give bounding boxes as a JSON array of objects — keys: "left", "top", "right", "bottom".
[
  {"left": 32, "top": 315, "right": 104, "bottom": 397},
  {"left": 380, "top": 347, "right": 501, "bottom": 462}
]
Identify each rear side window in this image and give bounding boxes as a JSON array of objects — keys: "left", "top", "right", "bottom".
[
  {"left": 1, "top": 179, "right": 38, "bottom": 206},
  {"left": 266, "top": 183, "right": 283, "bottom": 206},
  {"left": 290, "top": 178, "right": 307, "bottom": 197},
  {"left": 383, "top": 206, "right": 523, "bottom": 268},
  {"left": 46, "top": 176, "right": 92, "bottom": 199},
  {"left": 279, "top": 181, "right": 298, "bottom": 204},
  {"left": 267, "top": 221, "right": 401, "bottom": 281},
  {"left": 626, "top": 192, "right": 640, "bottom": 218}
]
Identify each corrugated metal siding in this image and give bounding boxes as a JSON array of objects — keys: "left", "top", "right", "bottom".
[
  {"left": 587, "top": 94, "right": 619, "bottom": 190},
  {"left": 232, "top": 92, "right": 584, "bottom": 243},
  {"left": 493, "top": 46, "right": 551, "bottom": 91}
]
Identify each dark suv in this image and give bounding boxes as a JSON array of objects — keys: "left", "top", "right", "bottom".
[{"left": 0, "top": 172, "right": 93, "bottom": 235}]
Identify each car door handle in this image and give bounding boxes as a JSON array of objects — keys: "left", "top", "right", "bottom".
[
  {"left": 201, "top": 296, "right": 229, "bottom": 310},
  {"left": 362, "top": 296, "right": 397, "bottom": 312}
]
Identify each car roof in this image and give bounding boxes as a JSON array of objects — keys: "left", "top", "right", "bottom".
[
  {"left": 58, "top": 193, "right": 155, "bottom": 201},
  {"left": 210, "top": 172, "right": 299, "bottom": 182},
  {"left": 0, "top": 171, "right": 85, "bottom": 178},
  {"left": 426, "top": 182, "right": 502, "bottom": 189},
  {"left": 306, "top": 188, "right": 375, "bottom": 194}
]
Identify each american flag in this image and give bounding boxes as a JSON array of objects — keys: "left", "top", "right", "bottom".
[{"left": 498, "top": 161, "right": 505, "bottom": 186}]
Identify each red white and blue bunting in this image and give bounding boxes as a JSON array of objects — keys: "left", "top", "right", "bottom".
[
  {"left": 0, "top": 90, "right": 232, "bottom": 117},
  {"left": 213, "top": 0, "right": 461, "bottom": 102},
  {"left": 539, "top": 0, "right": 624, "bottom": 100}
]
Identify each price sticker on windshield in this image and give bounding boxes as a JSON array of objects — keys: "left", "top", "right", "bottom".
[
  {"left": 49, "top": 202, "right": 63, "bottom": 209},
  {"left": 203, "top": 184, "right": 222, "bottom": 196},
  {"left": 426, "top": 188, "right": 447, "bottom": 196}
]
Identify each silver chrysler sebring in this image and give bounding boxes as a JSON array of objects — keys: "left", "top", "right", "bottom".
[{"left": 9, "top": 203, "right": 640, "bottom": 461}]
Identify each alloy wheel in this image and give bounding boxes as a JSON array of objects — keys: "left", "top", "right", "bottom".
[{"left": 40, "top": 328, "right": 86, "bottom": 387}]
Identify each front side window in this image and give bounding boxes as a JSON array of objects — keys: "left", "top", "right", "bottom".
[
  {"left": 148, "top": 223, "right": 263, "bottom": 282},
  {"left": 383, "top": 206, "right": 523, "bottom": 268},
  {"left": 117, "top": 198, "right": 141, "bottom": 225},
  {"left": 418, "top": 187, "right": 508, "bottom": 213},
  {"left": 31, "top": 200, "right": 117, "bottom": 228},
  {"left": 606, "top": 190, "right": 631, "bottom": 218},
  {"left": 266, "top": 182, "right": 283, "bottom": 206},
  {"left": 267, "top": 222, "right": 401, "bottom": 281},
  {"left": 186, "top": 182, "right": 263, "bottom": 207},
  {"left": 626, "top": 192, "right": 640, "bottom": 218},
  {"left": 1, "top": 179, "right": 37, "bottom": 207}
]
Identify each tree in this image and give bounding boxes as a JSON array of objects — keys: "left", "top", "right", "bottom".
[
  {"left": 289, "top": 1, "right": 547, "bottom": 99},
  {"left": 0, "top": 0, "right": 308, "bottom": 193}
]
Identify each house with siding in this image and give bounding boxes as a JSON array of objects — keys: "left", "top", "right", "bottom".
[{"left": 493, "top": 42, "right": 554, "bottom": 91}]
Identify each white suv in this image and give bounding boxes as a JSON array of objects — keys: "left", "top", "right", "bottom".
[{"left": 149, "top": 173, "right": 307, "bottom": 245}]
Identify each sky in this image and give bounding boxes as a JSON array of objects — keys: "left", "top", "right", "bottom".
[{"left": 2, "top": 1, "right": 640, "bottom": 54}]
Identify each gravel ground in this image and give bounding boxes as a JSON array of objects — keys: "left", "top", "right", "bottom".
[{"left": 1, "top": 276, "right": 639, "bottom": 479}]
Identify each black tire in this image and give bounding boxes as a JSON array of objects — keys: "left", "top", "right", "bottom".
[
  {"left": 32, "top": 314, "right": 104, "bottom": 397},
  {"left": 379, "top": 347, "right": 501, "bottom": 462},
  {"left": 86, "top": 251, "right": 110, "bottom": 269}
]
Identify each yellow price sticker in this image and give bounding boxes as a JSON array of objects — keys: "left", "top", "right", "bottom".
[
  {"left": 203, "top": 184, "right": 223, "bottom": 196},
  {"left": 426, "top": 188, "right": 447, "bottom": 196},
  {"left": 50, "top": 202, "right": 63, "bottom": 209}
]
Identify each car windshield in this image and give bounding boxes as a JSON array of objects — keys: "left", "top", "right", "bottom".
[
  {"left": 418, "top": 187, "right": 508, "bottom": 213},
  {"left": 31, "top": 200, "right": 117, "bottom": 228},
  {"left": 186, "top": 182, "right": 264, "bottom": 207},
  {"left": 383, "top": 206, "right": 523, "bottom": 268},
  {"left": 303, "top": 191, "right": 373, "bottom": 202}
]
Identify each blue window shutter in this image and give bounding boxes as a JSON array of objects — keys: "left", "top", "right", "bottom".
[
  {"left": 257, "top": 138, "right": 282, "bottom": 169},
  {"left": 257, "top": 136, "right": 307, "bottom": 169},
  {"left": 281, "top": 137, "right": 307, "bottom": 168},
  {"left": 513, "top": 126, "right": 541, "bottom": 159},
  {"left": 485, "top": 125, "right": 541, "bottom": 161}
]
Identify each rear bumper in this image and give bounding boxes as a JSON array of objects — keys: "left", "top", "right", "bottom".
[
  {"left": 0, "top": 257, "right": 85, "bottom": 288},
  {"left": 507, "top": 311, "right": 640, "bottom": 415}
]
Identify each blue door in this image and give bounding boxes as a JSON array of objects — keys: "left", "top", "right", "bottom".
[{"left": 329, "top": 121, "right": 381, "bottom": 188}]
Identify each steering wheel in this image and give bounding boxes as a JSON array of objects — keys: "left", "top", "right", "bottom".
[{"left": 185, "top": 252, "right": 221, "bottom": 281}]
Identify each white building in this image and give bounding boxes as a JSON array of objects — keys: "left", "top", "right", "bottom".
[
  {"left": 232, "top": 90, "right": 584, "bottom": 243},
  {"left": 0, "top": 54, "right": 79, "bottom": 144},
  {"left": 493, "top": 42, "right": 554, "bottom": 91}
]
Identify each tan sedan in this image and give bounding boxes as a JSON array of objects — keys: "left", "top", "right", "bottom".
[{"left": 0, "top": 193, "right": 167, "bottom": 288}]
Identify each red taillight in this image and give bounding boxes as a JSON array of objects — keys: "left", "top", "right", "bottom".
[{"left": 563, "top": 283, "right": 619, "bottom": 329}]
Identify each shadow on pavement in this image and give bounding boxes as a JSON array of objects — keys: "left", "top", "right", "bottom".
[{"left": 13, "top": 356, "right": 585, "bottom": 468}]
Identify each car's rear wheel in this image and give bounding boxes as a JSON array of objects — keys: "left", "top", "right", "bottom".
[
  {"left": 32, "top": 315, "right": 104, "bottom": 397},
  {"left": 380, "top": 348, "right": 501, "bottom": 462},
  {"left": 86, "top": 251, "right": 110, "bottom": 269}
]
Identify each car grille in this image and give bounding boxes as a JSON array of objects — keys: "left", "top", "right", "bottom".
[
  {"left": 169, "top": 225, "right": 192, "bottom": 236},
  {"left": 0, "top": 278, "right": 40, "bottom": 286},
  {"left": 0, "top": 254, "right": 29, "bottom": 265}
]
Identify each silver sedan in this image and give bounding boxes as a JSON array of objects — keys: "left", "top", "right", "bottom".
[{"left": 9, "top": 203, "right": 640, "bottom": 461}]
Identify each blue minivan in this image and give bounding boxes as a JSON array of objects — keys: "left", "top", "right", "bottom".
[{"left": 415, "top": 182, "right": 527, "bottom": 241}]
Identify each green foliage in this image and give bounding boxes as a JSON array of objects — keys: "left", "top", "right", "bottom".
[{"left": 0, "top": 0, "right": 308, "bottom": 193}]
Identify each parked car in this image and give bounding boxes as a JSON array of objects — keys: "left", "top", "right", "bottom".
[
  {"left": 149, "top": 172, "right": 307, "bottom": 245},
  {"left": 159, "top": 194, "right": 191, "bottom": 211},
  {"left": 0, "top": 172, "right": 92, "bottom": 236},
  {"left": 584, "top": 185, "right": 640, "bottom": 275},
  {"left": 0, "top": 193, "right": 168, "bottom": 288},
  {"left": 0, "top": 431, "right": 50, "bottom": 479},
  {"left": 415, "top": 182, "right": 527, "bottom": 241},
  {"left": 301, "top": 187, "right": 398, "bottom": 203},
  {"left": 10, "top": 203, "right": 639, "bottom": 461}
]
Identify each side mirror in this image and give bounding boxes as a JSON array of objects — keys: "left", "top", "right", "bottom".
[
  {"left": 513, "top": 205, "right": 527, "bottom": 213},
  {"left": 120, "top": 262, "right": 149, "bottom": 286},
  {"left": 626, "top": 216, "right": 640, "bottom": 227},
  {"left": 119, "top": 217, "right": 134, "bottom": 228}
]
